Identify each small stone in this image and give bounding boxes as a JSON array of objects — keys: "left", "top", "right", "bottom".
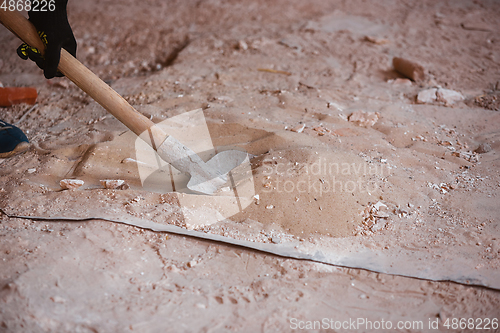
[
  {"left": 475, "top": 143, "right": 492, "bottom": 154},
  {"left": 253, "top": 194, "right": 260, "bottom": 205},
  {"left": 364, "top": 36, "right": 389, "bottom": 45},
  {"left": 393, "top": 57, "right": 425, "bottom": 82},
  {"left": 168, "top": 265, "right": 181, "bottom": 273},
  {"left": 187, "top": 260, "right": 197, "bottom": 268},
  {"left": 416, "top": 88, "right": 438, "bottom": 104},
  {"left": 238, "top": 40, "right": 248, "bottom": 50},
  {"left": 60, "top": 179, "right": 84, "bottom": 190},
  {"left": 391, "top": 78, "right": 412, "bottom": 86},
  {"left": 100, "top": 179, "right": 126, "bottom": 189},
  {"left": 50, "top": 296, "right": 66, "bottom": 304},
  {"left": 436, "top": 88, "right": 464, "bottom": 105},
  {"left": 215, "top": 96, "right": 234, "bottom": 103},
  {"left": 271, "top": 236, "right": 281, "bottom": 244},
  {"left": 121, "top": 157, "right": 139, "bottom": 164},
  {"left": 338, "top": 113, "right": 348, "bottom": 121},
  {"left": 373, "top": 201, "right": 387, "bottom": 210},
  {"left": 266, "top": 205, "right": 274, "bottom": 209},
  {"left": 348, "top": 110, "right": 379, "bottom": 127},
  {"left": 313, "top": 126, "right": 327, "bottom": 136},
  {"left": 27, "top": 168, "right": 36, "bottom": 174},
  {"left": 291, "top": 123, "right": 306, "bottom": 133}
]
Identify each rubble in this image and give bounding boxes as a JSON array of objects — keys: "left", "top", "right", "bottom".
[
  {"left": 393, "top": 57, "right": 425, "bottom": 82},
  {"left": 364, "top": 36, "right": 390, "bottom": 45},
  {"left": 290, "top": 123, "right": 306, "bottom": 133},
  {"left": 416, "top": 88, "right": 438, "bottom": 104},
  {"left": 355, "top": 201, "right": 390, "bottom": 235},
  {"left": 416, "top": 88, "right": 464, "bottom": 105},
  {"left": 389, "top": 78, "right": 413, "bottom": 86},
  {"left": 427, "top": 182, "right": 454, "bottom": 194},
  {"left": 0, "top": 87, "right": 37, "bottom": 107},
  {"left": 348, "top": 110, "right": 380, "bottom": 127},
  {"left": 100, "top": 179, "right": 127, "bottom": 189},
  {"left": 451, "top": 151, "right": 479, "bottom": 163},
  {"left": 237, "top": 40, "right": 248, "bottom": 50},
  {"left": 475, "top": 143, "right": 492, "bottom": 154},
  {"left": 60, "top": 179, "right": 84, "bottom": 190},
  {"left": 436, "top": 88, "right": 465, "bottom": 105},
  {"left": 313, "top": 126, "right": 329, "bottom": 136}
]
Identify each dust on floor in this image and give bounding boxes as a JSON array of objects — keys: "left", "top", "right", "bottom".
[{"left": 1, "top": 0, "right": 500, "bottom": 331}]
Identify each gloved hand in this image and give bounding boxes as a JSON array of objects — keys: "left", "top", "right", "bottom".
[{"left": 16, "top": 0, "right": 77, "bottom": 79}]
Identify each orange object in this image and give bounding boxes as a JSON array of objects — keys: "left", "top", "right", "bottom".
[
  {"left": 393, "top": 57, "right": 426, "bottom": 82},
  {"left": 0, "top": 87, "right": 37, "bottom": 107}
]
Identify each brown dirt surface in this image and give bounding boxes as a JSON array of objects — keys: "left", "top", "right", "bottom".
[{"left": 1, "top": 0, "right": 500, "bottom": 332}]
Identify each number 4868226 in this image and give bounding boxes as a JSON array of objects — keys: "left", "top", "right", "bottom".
[
  {"left": 1, "top": 0, "right": 56, "bottom": 12},
  {"left": 443, "top": 318, "right": 498, "bottom": 330}
]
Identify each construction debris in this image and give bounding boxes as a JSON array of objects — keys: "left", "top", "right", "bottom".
[
  {"left": 355, "top": 201, "right": 390, "bottom": 236},
  {"left": 290, "top": 123, "right": 306, "bottom": 133},
  {"left": 416, "top": 88, "right": 438, "bottom": 104},
  {"left": 393, "top": 57, "right": 425, "bottom": 82},
  {"left": 416, "top": 88, "right": 465, "bottom": 106},
  {"left": 436, "top": 88, "right": 465, "bottom": 105},
  {"left": 475, "top": 143, "right": 492, "bottom": 154},
  {"left": 348, "top": 110, "right": 380, "bottom": 127},
  {"left": 100, "top": 179, "right": 127, "bottom": 189},
  {"left": 0, "top": 87, "right": 37, "bottom": 107},
  {"left": 60, "top": 179, "right": 84, "bottom": 190}
]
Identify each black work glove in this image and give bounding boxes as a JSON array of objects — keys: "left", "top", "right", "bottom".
[{"left": 16, "top": 0, "right": 77, "bottom": 79}]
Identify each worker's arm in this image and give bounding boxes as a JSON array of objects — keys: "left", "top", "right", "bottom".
[{"left": 17, "top": 0, "right": 76, "bottom": 79}]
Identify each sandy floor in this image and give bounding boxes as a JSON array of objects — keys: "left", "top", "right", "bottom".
[{"left": 1, "top": 0, "right": 500, "bottom": 332}]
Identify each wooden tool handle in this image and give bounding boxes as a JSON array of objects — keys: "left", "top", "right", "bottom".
[{"left": 0, "top": 10, "right": 167, "bottom": 148}]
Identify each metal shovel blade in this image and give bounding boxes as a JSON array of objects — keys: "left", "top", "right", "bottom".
[
  {"left": 186, "top": 149, "right": 249, "bottom": 195},
  {"left": 157, "top": 136, "right": 249, "bottom": 195}
]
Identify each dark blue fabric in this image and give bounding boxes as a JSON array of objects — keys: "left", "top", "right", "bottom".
[{"left": 0, "top": 120, "right": 29, "bottom": 154}]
